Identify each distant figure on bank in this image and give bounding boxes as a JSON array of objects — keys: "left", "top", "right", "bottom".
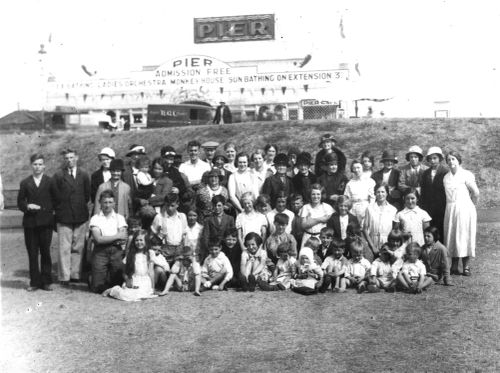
[
  {"left": 52, "top": 148, "right": 90, "bottom": 285},
  {"left": 17, "top": 154, "right": 55, "bottom": 291},
  {"left": 213, "top": 101, "right": 232, "bottom": 125}
]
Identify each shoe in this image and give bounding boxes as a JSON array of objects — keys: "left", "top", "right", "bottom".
[
  {"left": 193, "top": 291, "right": 201, "bottom": 297},
  {"left": 450, "top": 269, "right": 461, "bottom": 276},
  {"left": 277, "top": 283, "right": 286, "bottom": 291},
  {"left": 26, "top": 286, "right": 38, "bottom": 292},
  {"left": 42, "top": 284, "right": 54, "bottom": 291},
  {"left": 69, "top": 278, "right": 80, "bottom": 283},
  {"left": 248, "top": 275, "right": 256, "bottom": 292},
  {"left": 59, "top": 281, "right": 70, "bottom": 286},
  {"left": 385, "top": 286, "right": 396, "bottom": 293},
  {"left": 212, "top": 285, "right": 219, "bottom": 290},
  {"left": 357, "top": 283, "right": 367, "bottom": 294},
  {"left": 463, "top": 267, "right": 471, "bottom": 276}
]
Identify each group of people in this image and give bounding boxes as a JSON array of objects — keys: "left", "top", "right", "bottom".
[{"left": 17, "top": 133, "right": 479, "bottom": 300}]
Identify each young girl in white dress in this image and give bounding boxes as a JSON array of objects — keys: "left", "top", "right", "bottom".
[
  {"left": 393, "top": 192, "right": 431, "bottom": 246},
  {"left": 104, "top": 230, "right": 158, "bottom": 301}
]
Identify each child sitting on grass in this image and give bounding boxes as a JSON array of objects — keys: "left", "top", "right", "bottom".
[
  {"left": 160, "top": 246, "right": 202, "bottom": 296},
  {"left": 258, "top": 243, "right": 296, "bottom": 291},
  {"left": 344, "top": 237, "right": 372, "bottom": 293},
  {"left": 200, "top": 241, "right": 233, "bottom": 291},
  {"left": 366, "top": 244, "right": 396, "bottom": 293},
  {"left": 103, "top": 230, "right": 158, "bottom": 301},
  {"left": 396, "top": 243, "right": 433, "bottom": 294},
  {"left": 421, "top": 226, "right": 452, "bottom": 286},
  {"left": 290, "top": 247, "right": 323, "bottom": 295},
  {"left": 239, "top": 232, "right": 269, "bottom": 292},
  {"left": 319, "top": 238, "right": 349, "bottom": 293},
  {"left": 149, "top": 234, "right": 170, "bottom": 291}
]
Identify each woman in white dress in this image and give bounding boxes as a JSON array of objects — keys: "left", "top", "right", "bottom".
[
  {"left": 299, "top": 184, "right": 334, "bottom": 249},
  {"left": 443, "top": 151, "right": 479, "bottom": 276},
  {"left": 228, "top": 153, "right": 259, "bottom": 213},
  {"left": 344, "top": 160, "right": 376, "bottom": 226},
  {"left": 250, "top": 149, "right": 272, "bottom": 193},
  {"left": 363, "top": 184, "right": 398, "bottom": 255}
]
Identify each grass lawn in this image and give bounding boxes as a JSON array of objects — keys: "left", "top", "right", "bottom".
[
  {"left": 1, "top": 117, "right": 500, "bottom": 207},
  {"left": 1, "top": 222, "right": 499, "bottom": 372}
]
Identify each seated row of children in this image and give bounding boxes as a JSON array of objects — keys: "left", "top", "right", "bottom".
[{"left": 105, "top": 218, "right": 451, "bottom": 300}]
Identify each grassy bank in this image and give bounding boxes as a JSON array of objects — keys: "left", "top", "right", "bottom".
[{"left": 1, "top": 117, "right": 499, "bottom": 207}]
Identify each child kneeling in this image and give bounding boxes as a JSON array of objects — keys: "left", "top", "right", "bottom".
[
  {"left": 160, "top": 246, "right": 202, "bottom": 296},
  {"left": 396, "top": 243, "right": 433, "bottom": 294},
  {"left": 200, "top": 241, "right": 233, "bottom": 291},
  {"left": 258, "top": 243, "right": 296, "bottom": 291}
]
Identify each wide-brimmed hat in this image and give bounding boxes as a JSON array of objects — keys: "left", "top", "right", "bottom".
[
  {"left": 126, "top": 144, "right": 146, "bottom": 157},
  {"left": 98, "top": 147, "right": 115, "bottom": 159},
  {"left": 318, "top": 134, "right": 336, "bottom": 148},
  {"left": 274, "top": 153, "right": 289, "bottom": 166},
  {"left": 405, "top": 145, "right": 424, "bottom": 161},
  {"left": 212, "top": 150, "right": 228, "bottom": 163},
  {"left": 380, "top": 150, "right": 398, "bottom": 163},
  {"left": 296, "top": 152, "right": 313, "bottom": 165},
  {"left": 426, "top": 146, "right": 444, "bottom": 161},
  {"left": 109, "top": 158, "right": 124, "bottom": 171},
  {"left": 206, "top": 168, "right": 223, "bottom": 180},
  {"left": 161, "top": 146, "right": 177, "bottom": 157}
]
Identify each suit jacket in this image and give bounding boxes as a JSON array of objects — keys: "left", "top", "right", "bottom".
[
  {"left": 17, "top": 174, "right": 55, "bottom": 228},
  {"left": 371, "top": 168, "right": 402, "bottom": 207},
  {"left": 261, "top": 173, "right": 294, "bottom": 206},
  {"left": 398, "top": 164, "right": 429, "bottom": 195},
  {"left": 52, "top": 168, "right": 90, "bottom": 224},
  {"left": 94, "top": 180, "right": 131, "bottom": 219},
  {"left": 201, "top": 214, "right": 235, "bottom": 259},
  {"left": 326, "top": 212, "right": 360, "bottom": 240},
  {"left": 90, "top": 168, "right": 106, "bottom": 203},
  {"left": 122, "top": 164, "right": 137, "bottom": 198},
  {"left": 292, "top": 173, "right": 317, "bottom": 203},
  {"left": 420, "top": 165, "right": 448, "bottom": 214},
  {"left": 213, "top": 105, "right": 232, "bottom": 124}
]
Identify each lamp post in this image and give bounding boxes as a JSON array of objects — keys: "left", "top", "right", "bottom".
[{"left": 38, "top": 44, "right": 47, "bottom": 130}]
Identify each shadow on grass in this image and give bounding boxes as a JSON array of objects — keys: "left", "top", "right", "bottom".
[{"left": 1, "top": 279, "right": 27, "bottom": 289}]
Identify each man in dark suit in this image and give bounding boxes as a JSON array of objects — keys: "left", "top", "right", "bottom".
[
  {"left": 51, "top": 148, "right": 90, "bottom": 285},
  {"left": 371, "top": 150, "right": 402, "bottom": 210},
  {"left": 213, "top": 101, "right": 232, "bottom": 125},
  {"left": 90, "top": 147, "right": 115, "bottom": 204},
  {"left": 17, "top": 154, "right": 55, "bottom": 291},
  {"left": 122, "top": 144, "right": 146, "bottom": 214}
]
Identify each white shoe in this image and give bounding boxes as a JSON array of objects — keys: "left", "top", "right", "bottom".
[
  {"left": 212, "top": 285, "right": 219, "bottom": 290},
  {"left": 205, "top": 281, "right": 212, "bottom": 288}
]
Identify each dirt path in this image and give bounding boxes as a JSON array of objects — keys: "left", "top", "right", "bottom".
[{"left": 1, "top": 222, "right": 500, "bottom": 372}]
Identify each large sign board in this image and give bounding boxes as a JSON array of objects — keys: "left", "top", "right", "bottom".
[
  {"left": 194, "top": 14, "right": 275, "bottom": 43},
  {"left": 49, "top": 56, "right": 349, "bottom": 94}
]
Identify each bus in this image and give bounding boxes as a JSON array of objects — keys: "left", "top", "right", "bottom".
[{"left": 146, "top": 103, "right": 214, "bottom": 128}]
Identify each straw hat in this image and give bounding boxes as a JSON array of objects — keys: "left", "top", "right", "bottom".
[{"left": 405, "top": 145, "right": 424, "bottom": 161}]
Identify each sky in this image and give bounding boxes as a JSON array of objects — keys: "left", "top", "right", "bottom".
[{"left": 1, "top": 0, "right": 500, "bottom": 117}]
